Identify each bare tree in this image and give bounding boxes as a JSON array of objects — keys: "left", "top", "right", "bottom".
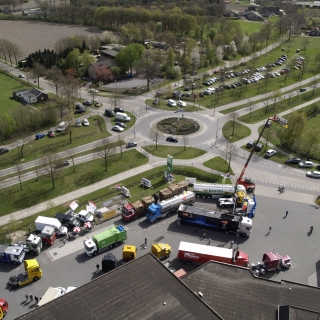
[
  {"left": 108, "top": 90, "right": 122, "bottom": 110},
  {"left": 287, "top": 91, "right": 294, "bottom": 106},
  {"left": 15, "top": 132, "right": 30, "bottom": 160},
  {"left": 32, "top": 62, "right": 47, "bottom": 89},
  {"left": 118, "top": 134, "right": 123, "bottom": 158},
  {"left": 149, "top": 124, "right": 163, "bottom": 150},
  {"left": 227, "top": 111, "right": 238, "bottom": 136},
  {"left": 224, "top": 141, "right": 237, "bottom": 172},
  {"left": 16, "top": 164, "right": 23, "bottom": 190},
  {"left": 96, "top": 138, "right": 116, "bottom": 171},
  {"left": 48, "top": 65, "right": 64, "bottom": 97},
  {"left": 65, "top": 148, "right": 76, "bottom": 173},
  {"left": 64, "top": 114, "right": 76, "bottom": 144},
  {"left": 41, "top": 153, "right": 61, "bottom": 189},
  {"left": 263, "top": 95, "right": 271, "bottom": 113},
  {"left": 182, "top": 134, "right": 189, "bottom": 151},
  {"left": 11, "top": 43, "right": 23, "bottom": 66},
  {"left": 246, "top": 100, "right": 254, "bottom": 119},
  {"left": 311, "top": 76, "right": 320, "bottom": 96},
  {"left": 271, "top": 90, "right": 283, "bottom": 109}
]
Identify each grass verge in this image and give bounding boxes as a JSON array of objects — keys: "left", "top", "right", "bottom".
[
  {"left": 203, "top": 156, "right": 234, "bottom": 175},
  {"left": 143, "top": 145, "right": 206, "bottom": 159},
  {"left": 222, "top": 121, "right": 251, "bottom": 142}
]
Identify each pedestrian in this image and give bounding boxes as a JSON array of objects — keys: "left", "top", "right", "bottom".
[
  {"left": 145, "top": 238, "right": 147, "bottom": 247},
  {"left": 63, "top": 238, "right": 66, "bottom": 246},
  {"left": 230, "top": 240, "right": 234, "bottom": 248},
  {"left": 29, "top": 293, "right": 33, "bottom": 301},
  {"left": 25, "top": 294, "right": 29, "bottom": 301},
  {"left": 285, "top": 211, "right": 288, "bottom": 217},
  {"left": 310, "top": 226, "right": 314, "bottom": 233},
  {"left": 35, "top": 296, "right": 38, "bottom": 304},
  {"left": 208, "top": 238, "right": 211, "bottom": 245},
  {"left": 195, "top": 227, "right": 198, "bottom": 233},
  {"left": 203, "top": 232, "right": 206, "bottom": 239},
  {"left": 96, "top": 264, "right": 100, "bottom": 272}
]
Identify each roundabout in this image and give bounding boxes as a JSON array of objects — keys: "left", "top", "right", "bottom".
[{"left": 157, "top": 117, "right": 200, "bottom": 135}]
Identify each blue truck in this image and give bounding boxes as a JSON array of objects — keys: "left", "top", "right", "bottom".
[
  {"left": 146, "top": 191, "right": 195, "bottom": 223},
  {"left": 0, "top": 245, "right": 25, "bottom": 264}
]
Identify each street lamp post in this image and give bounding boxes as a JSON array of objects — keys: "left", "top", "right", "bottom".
[
  {"left": 215, "top": 118, "right": 219, "bottom": 145},
  {"left": 29, "top": 145, "right": 39, "bottom": 180}
]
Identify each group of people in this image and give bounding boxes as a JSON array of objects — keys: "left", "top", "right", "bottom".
[
  {"left": 25, "top": 293, "right": 41, "bottom": 305},
  {"left": 278, "top": 186, "right": 285, "bottom": 193}
]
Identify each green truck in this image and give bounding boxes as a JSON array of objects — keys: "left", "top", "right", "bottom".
[{"left": 83, "top": 225, "right": 127, "bottom": 256}]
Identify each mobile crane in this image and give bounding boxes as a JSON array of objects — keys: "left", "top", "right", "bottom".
[{"left": 237, "top": 115, "right": 288, "bottom": 193}]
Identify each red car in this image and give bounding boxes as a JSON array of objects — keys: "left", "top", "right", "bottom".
[{"left": 48, "top": 131, "right": 55, "bottom": 138}]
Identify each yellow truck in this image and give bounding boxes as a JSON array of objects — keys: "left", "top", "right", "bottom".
[
  {"left": 7, "top": 259, "right": 42, "bottom": 289},
  {"left": 151, "top": 243, "right": 172, "bottom": 260},
  {"left": 122, "top": 245, "right": 137, "bottom": 262}
]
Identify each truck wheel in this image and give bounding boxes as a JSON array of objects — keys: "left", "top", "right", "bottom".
[
  {"left": 154, "top": 219, "right": 158, "bottom": 223},
  {"left": 33, "top": 276, "right": 39, "bottom": 281},
  {"left": 167, "top": 212, "right": 171, "bottom": 217},
  {"left": 13, "top": 261, "right": 17, "bottom": 265},
  {"left": 93, "top": 251, "right": 97, "bottom": 256},
  {"left": 165, "top": 254, "right": 169, "bottom": 259},
  {"left": 114, "top": 242, "right": 119, "bottom": 247}
]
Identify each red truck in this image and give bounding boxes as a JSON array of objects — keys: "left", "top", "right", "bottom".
[
  {"left": 177, "top": 241, "right": 249, "bottom": 267},
  {"left": 40, "top": 226, "right": 56, "bottom": 246},
  {"left": 262, "top": 252, "right": 291, "bottom": 271}
]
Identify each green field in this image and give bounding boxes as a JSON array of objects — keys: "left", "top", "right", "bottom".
[
  {"left": 203, "top": 156, "right": 235, "bottom": 175},
  {"left": 144, "top": 145, "right": 206, "bottom": 159},
  {"left": 237, "top": 20, "right": 265, "bottom": 35}
]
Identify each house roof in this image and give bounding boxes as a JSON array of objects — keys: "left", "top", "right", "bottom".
[
  {"left": 28, "top": 88, "right": 43, "bottom": 97},
  {"left": 182, "top": 261, "right": 320, "bottom": 320},
  {"left": 16, "top": 254, "right": 221, "bottom": 320},
  {"left": 13, "top": 89, "right": 29, "bottom": 94},
  {"left": 90, "top": 58, "right": 115, "bottom": 69}
]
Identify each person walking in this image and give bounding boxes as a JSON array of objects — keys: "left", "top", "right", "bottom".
[
  {"left": 310, "top": 226, "right": 314, "bottom": 233},
  {"left": 25, "top": 294, "right": 29, "bottom": 301},
  {"left": 194, "top": 227, "right": 198, "bottom": 233},
  {"left": 285, "top": 211, "right": 288, "bottom": 217},
  {"left": 63, "top": 238, "right": 66, "bottom": 246},
  {"left": 35, "top": 296, "right": 38, "bottom": 304},
  {"left": 230, "top": 240, "right": 234, "bottom": 249},
  {"left": 96, "top": 264, "right": 100, "bottom": 272},
  {"left": 29, "top": 293, "right": 33, "bottom": 301},
  {"left": 202, "top": 232, "right": 206, "bottom": 239},
  {"left": 208, "top": 238, "right": 211, "bottom": 245},
  {"left": 144, "top": 238, "right": 147, "bottom": 248}
]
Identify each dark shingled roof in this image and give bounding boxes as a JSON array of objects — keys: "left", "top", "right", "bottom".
[
  {"left": 182, "top": 261, "right": 320, "bottom": 320},
  {"left": 16, "top": 254, "right": 222, "bottom": 320}
]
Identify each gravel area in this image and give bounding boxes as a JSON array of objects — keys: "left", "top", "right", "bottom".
[{"left": 0, "top": 20, "right": 103, "bottom": 58}]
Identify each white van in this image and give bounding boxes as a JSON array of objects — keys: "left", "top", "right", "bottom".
[
  {"left": 115, "top": 112, "right": 131, "bottom": 122},
  {"left": 56, "top": 121, "right": 67, "bottom": 132},
  {"left": 35, "top": 216, "right": 68, "bottom": 235}
]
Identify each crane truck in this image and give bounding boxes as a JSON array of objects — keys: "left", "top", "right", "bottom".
[
  {"left": 177, "top": 204, "right": 252, "bottom": 237},
  {"left": 84, "top": 225, "right": 127, "bottom": 256},
  {"left": 178, "top": 241, "right": 249, "bottom": 267},
  {"left": 0, "top": 245, "right": 25, "bottom": 265},
  {"left": 146, "top": 191, "right": 195, "bottom": 223}
]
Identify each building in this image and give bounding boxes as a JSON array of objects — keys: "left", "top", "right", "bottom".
[
  {"left": 223, "top": 9, "right": 240, "bottom": 17},
  {"left": 245, "top": 10, "right": 264, "bottom": 21},
  {"left": 88, "top": 58, "right": 115, "bottom": 81},
  {"left": 100, "top": 44, "right": 125, "bottom": 59},
  {"left": 308, "top": 26, "right": 320, "bottom": 36},
  {"left": 13, "top": 88, "right": 48, "bottom": 104}
]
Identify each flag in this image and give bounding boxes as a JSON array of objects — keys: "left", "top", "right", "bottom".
[
  {"left": 88, "top": 201, "right": 96, "bottom": 210},
  {"left": 86, "top": 205, "right": 95, "bottom": 214},
  {"left": 116, "top": 184, "right": 121, "bottom": 190},
  {"left": 69, "top": 201, "right": 79, "bottom": 211}
]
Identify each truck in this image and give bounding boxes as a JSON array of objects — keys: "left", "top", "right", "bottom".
[
  {"left": 122, "top": 245, "right": 137, "bottom": 262},
  {"left": 0, "top": 299, "right": 8, "bottom": 319},
  {"left": 84, "top": 225, "right": 127, "bottom": 256},
  {"left": 40, "top": 226, "right": 56, "bottom": 246},
  {"left": 24, "top": 233, "right": 42, "bottom": 255},
  {"left": 35, "top": 216, "right": 68, "bottom": 236},
  {"left": 151, "top": 243, "right": 172, "bottom": 259},
  {"left": 7, "top": 259, "right": 42, "bottom": 289},
  {"left": 102, "top": 253, "right": 118, "bottom": 272},
  {"left": 193, "top": 183, "right": 234, "bottom": 199},
  {"left": 37, "top": 287, "right": 66, "bottom": 307},
  {"left": 0, "top": 245, "right": 25, "bottom": 264},
  {"left": 262, "top": 251, "right": 291, "bottom": 271},
  {"left": 146, "top": 191, "right": 195, "bottom": 223},
  {"left": 177, "top": 241, "right": 249, "bottom": 267},
  {"left": 177, "top": 204, "right": 252, "bottom": 237}
]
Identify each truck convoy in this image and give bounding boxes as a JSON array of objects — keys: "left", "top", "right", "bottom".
[
  {"left": 151, "top": 243, "right": 172, "bottom": 259},
  {"left": 84, "top": 225, "right": 127, "bottom": 256},
  {"left": 122, "top": 181, "right": 189, "bottom": 222},
  {"left": 7, "top": 259, "right": 42, "bottom": 289},
  {"left": 177, "top": 204, "right": 252, "bottom": 237},
  {"left": 35, "top": 216, "right": 68, "bottom": 236},
  {"left": 177, "top": 241, "right": 249, "bottom": 267},
  {"left": 146, "top": 191, "right": 195, "bottom": 223},
  {"left": 0, "top": 245, "right": 25, "bottom": 264},
  {"left": 24, "top": 233, "right": 42, "bottom": 255}
]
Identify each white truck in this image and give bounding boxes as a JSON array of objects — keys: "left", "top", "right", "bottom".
[
  {"left": 193, "top": 183, "right": 234, "bottom": 199},
  {"left": 35, "top": 216, "right": 68, "bottom": 235},
  {"left": 37, "top": 287, "right": 66, "bottom": 307},
  {"left": 76, "top": 210, "right": 94, "bottom": 223}
]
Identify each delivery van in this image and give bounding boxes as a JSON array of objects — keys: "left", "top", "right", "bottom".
[
  {"left": 115, "top": 112, "right": 131, "bottom": 122},
  {"left": 35, "top": 216, "right": 68, "bottom": 235}
]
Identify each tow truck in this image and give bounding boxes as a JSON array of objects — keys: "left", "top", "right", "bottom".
[{"left": 237, "top": 115, "right": 288, "bottom": 193}]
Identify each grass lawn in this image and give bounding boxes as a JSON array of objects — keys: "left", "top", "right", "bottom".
[
  {"left": 1, "top": 165, "right": 228, "bottom": 243},
  {"left": 222, "top": 121, "right": 251, "bottom": 142},
  {"left": 237, "top": 20, "right": 265, "bottom": 35},
  {"left": 143, "top": 145, "right": 206, "bottom": 159},
  {"left": 203, "top": 156, "right": 234, "bottom": 175}
]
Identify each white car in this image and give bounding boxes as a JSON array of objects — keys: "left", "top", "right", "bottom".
[
  {"left": 177, "top": 100, "right": 186, "bottom": 107},
  {"left": 18, "top": 73, "right": 25, "bottom": 78},
  {"left": 306, "top": 171, "right": 320, "bottom": 178},
  {"left": 265, "top": 149, "right": 276, "bottom": 157},
  {"left": 274, "top": 72, "right": 281, "bottom": 76},
  {"left": 89, "top": 88, "right": 99, "bottom": 93},
  {"left": 298, "top": 161, "right": 313, "bottom": 168},
  {"left": 75, "top": 119, "right": 81, "bottom": 127},
  {"left": 112, "top": 125, "right": 124, "bottom": 132},
  {"left": 83, "top": 119, "right": 89, "bottom": 126},
  {"left": 167, "top": 99, "right": 177, "bottom": 107},
  {"left": 76, "top": 210, "right": 94, "bottom": 222}
]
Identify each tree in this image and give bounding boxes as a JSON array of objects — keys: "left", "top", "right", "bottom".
[
  {"left": 16, "top": 164, "right": 23, "bottom": 190},
  {"left": 11, "top": 43, "right": 23, "bottom": 66},
  {"left": 311, "top": 75, "right": 320, "bottom": 96},
  {"left": 79, "top": 50, "right": 95, "bottom": 77},
  {"left": 304, "top": 126, "right": 320, "bottom": 157},
  {"left": 115, "top": 43, "right": 145, "bottom": 75},
  {"left": 182, "top": 134, "right": 189, "bottom": 151},
  {"left": 41, "top": 153, "right": 61, "bottom": 189},
  {"left": 224, "top": 141, "right": 237, "bottom": 172},
  {"left": 149, "top": 124, "right": 163, "bottom": 150},
  {"left": 271, "top": 90, "right": 282, "bottom": 109},
  {"left": 108, "top": 90, "right": 122, "bottom": 109},
  {"left": 260, "top": 23, "right": 273, "bottom": 46},
  {"left": 95, "top": 67, "right": 113, "bottom": 83},
  {"left": 228, "top": 41, "right": 237, "bottom": 58},
  {"left": 227, "top": 111, "right": 238, "bottom": 136},
  {"left": 136, "top": 50, "right": 162, "bottom": 91},
  {"left": 281, "top": 112, "right": 306, "bottom": 146},
  {"left": 191, "top": 46, "right": 200, "bottom": 72},
  {"left": 216, "top": 46, "right": 224, "bottom": 62},
  {"left": 48, "top": 65, "right": 64, "bottom": 97},
  {"left": 32, "top": 62, "right": 47, "bottom": 89},
  {"left": 66, "top": 148, "right": 76, "bottom": 173},
  {"left": 65, "top": 48, "right": 80, "bottom": 70},
  {"left": 96, "top": 138, "right": 116, "bottom": 171}
]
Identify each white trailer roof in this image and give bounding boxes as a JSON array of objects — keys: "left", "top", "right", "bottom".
[
  {"left": 179, "top": 241, "right": 232, "bottom": 259},
  {"left": 37, "top": 287, "right": 63, "bottom": 307}
]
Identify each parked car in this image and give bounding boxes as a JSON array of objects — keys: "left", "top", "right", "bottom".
[
  {"left": 75, "top": 119, "right": 82, "bottom": 127},
  {"left": 54, "top": 213, "right": 81, "bottom": 228},
  {"left": 167, "top": 99, "right": 177, "bottom": 107},
  {"left": 114, "top": 107, "right": 125, "bottom": 113},
  {"left": 246, "top": 141, "right": 255, "bottom": 148},
  {"left": 299, "top": 88, "right": 307, "bottom": 92},
  {"left": 254, "top": 143, "right": 263, "bottom": 151},
  {"left": 112, "top": 125, "right": 124, "bottom": 132},
  {"left": 76, "top": 211, "right": 94, "bottom": 223},
  {"left": 35, "top": 133, "right": 46, "bottom": 140},
  {"left": 0, "top": 148, "right": 9, "bottom": 155},
  {"left": 75, "top": 103, "right": 84, "bottom": 110},
  {"left": 177, "top": 100, "right": 186, "bottom": 107},
  {"left": 166, "top": 136, "right": 178, "bottom": 143},
  {"left": 83, "top": 119, "right": 89, "bottom": 126},
  {"left": 74, "top": 108, "right": 85, "bottom": 114},
  {"left": 89, "top": 88, "right": 99, "bottom": 93},
  {"left": 95, "top": 101, "right": 102, "bottom": 107},
  {"left": 55, "top": 161, "right": 70, "bottom": 169},
  {"left": 83, "top": 100, "right": 92, "bottom": 106},
  {"left": 48, "top": 131, "right": 55, "bottom": 138},
  {"left": 298, "top": 161, "right": 313, "bottom": 168},
  {"left": 18, "top": 73, "right": 25, "bottom": 78},
  {"left": 285, "top": 157, "right": 301, "bottom": 164},
  {"left": 105, "top": 109, "right": 115, "bottom": 117},
  {"left": 306, "top": 171, "right": 320, "bottom": 179},
  {"left": 153, "top": 98, "right": 159, "bottom": 105},
  {"left": 265, "top": 149, "right": 276, "bottom": 158},
  {"left": 115, "top": 122, "right": 126, "bottom": 128},
  {"left": 126, "top": 142, "right": 137, "bottom": 148}
]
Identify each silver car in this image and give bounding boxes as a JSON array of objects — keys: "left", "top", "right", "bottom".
[
  {"left": 298, "top": 161, "right": 313, "bottom": 168},
  {"left": 306, "top": 171, "right": 320, "bottom": 178}
]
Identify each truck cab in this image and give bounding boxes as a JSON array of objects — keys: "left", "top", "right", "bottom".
[
  {"left": 0, "top": 245, "right": 25, "bottom": 264},
  {"left": 25, "top": 233, "right": 42, "bottom": 255},
  {"left": 151, "top": 243, "right": 172, "bottom": 259},
  {"left": 41, "top": 226, "right": 56, "bottom": 246},
  {"left": 122, "top": 245, "right": 137, "bottom": 262}
]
